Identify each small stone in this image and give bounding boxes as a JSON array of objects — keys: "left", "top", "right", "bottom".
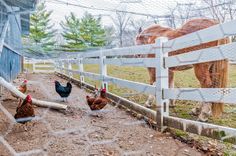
[
  {"left": 202, "top": 146, "right": 208, "bottom": 151},
  {"left": 232, "top": 145, "right": 236, "bottom": 150},
  {"left": 184, "top": 149, "right": 189, "bottom": 153}
]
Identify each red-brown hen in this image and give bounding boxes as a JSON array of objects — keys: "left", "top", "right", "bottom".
[{"left": 86, "top": 88, "right": 110, "bottom": 110}]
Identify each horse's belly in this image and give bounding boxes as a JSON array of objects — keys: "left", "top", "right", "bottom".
[{"left": 170, "top": 65, "right": 193, "bottom": 71}]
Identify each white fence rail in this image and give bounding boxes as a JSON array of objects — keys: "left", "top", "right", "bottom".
[
  {"left": 54, "top": 19, "right": 236, "bottom": 141},
  {"left": 24, "top": 58, "right": 55, "bottom": 73}
]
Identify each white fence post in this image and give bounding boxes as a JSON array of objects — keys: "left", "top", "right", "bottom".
[
  {"left": 65, "top": 59, "right": 69, "bottom": 76},
  {"left": 100, "top": 50, "right": 108, "bottom": 90},
  {"left": 0, "top": 85, "right": 3, "bottom": 97},
  {"left": 78, "top": 57, "right": 85, "bottom": 83},
  {"left": 68, "top": 60, "right": 72, "bottom": 78},
  {"left": 32, "top": 62, "right": 35, "bottom": 73},
  {"left": 61, "top": 61, "right": 65, "bottom": 74},
  {"left": 155, "top": 37, "right": 169, "bottom": 131}
]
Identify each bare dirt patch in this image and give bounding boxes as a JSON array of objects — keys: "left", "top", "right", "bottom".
[{"left": 0, "top": 73, "right": 203, "bottom": 156}]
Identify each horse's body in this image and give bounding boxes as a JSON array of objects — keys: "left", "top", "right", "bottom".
[{"left": 136, "top": 19, "right": 229, "bottom": 120}]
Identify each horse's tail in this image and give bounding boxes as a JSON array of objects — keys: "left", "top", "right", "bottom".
[{"left": 210, "top": 38, "right": 230, "bottom": 118}]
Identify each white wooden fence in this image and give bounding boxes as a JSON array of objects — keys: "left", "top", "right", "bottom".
[
  {"left": 24, "top": 58, "right": 55, "bottom": 73},
  {"left": 54, "top": 19, "right": 236, "bottom": 141}
]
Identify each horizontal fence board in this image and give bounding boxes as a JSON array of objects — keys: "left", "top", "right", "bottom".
[
  {"left": 104, "top": 75, "right": 155, "bottom": 95},
  {"left": 102, "top": 44, "right": 156, "bottom": 56},
  {"left": 33, "top": 70, "right": 55, "bottom": 73},
  {"left": 60, "top": 59, "right": 100, "bottom": 65},
  {"left": 104, "top": 58, "right": 156, "bottom": 67},
  {"left": 80, "top": 51, "right": 100, "bottom": 58},
  {"left": 65, "top": 59, "right": 77, "bottom": 64},
  {"left": 24, "top": 59, "right": 55, "bottom": 64},
  {"left": 164, "top": 88, "right": 236, "bottom": 104},
  {"left": 59, "top": 68, "right": 101, "bottom": 80},
  {"left": 165, "top": 42, "right": 236, "bottom": 68},
  {"left": 35, "top": 65, "right": 54, "bottom": 68},
  {"left": 83, "top": 58, "right": 100, "bottom": 64},
  {"left": 163, "top": 20, "right": 236, "bottom": 53},
  {"left": 75, "top": 44, "right": 156, "bottom": 58}
]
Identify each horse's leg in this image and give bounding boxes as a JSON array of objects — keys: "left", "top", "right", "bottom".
[
  {"left": 169, "top": 70, "right": 175, "bottom": 106},
  {"left": 145, "top": 67, "right": 156, "bottom": 108},
  {"left": 192, "top": 63, "right": 213, "bottom": 121}
]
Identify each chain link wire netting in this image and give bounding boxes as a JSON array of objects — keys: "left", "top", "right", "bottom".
[{"left": 1, "top": 0, "right": 236, "bottom": 155}]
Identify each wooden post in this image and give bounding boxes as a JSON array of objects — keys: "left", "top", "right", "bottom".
[
  {"left": 100, "top": 50, "right": 108, "bottom": 90},
  {"left": 155, "top": 37, "right": 169, "bottom": 131},
  {"left": 78, "top": 57, "right": 84, "bottom": 83}
]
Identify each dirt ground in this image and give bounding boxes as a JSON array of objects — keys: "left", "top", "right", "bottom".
[{"left": 0, "top": 73, "right": 203, "bottom": 156}]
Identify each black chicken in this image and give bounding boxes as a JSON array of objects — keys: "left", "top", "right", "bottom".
[{"left": 55, "top": 81, "right": 72, "bottom": 102}]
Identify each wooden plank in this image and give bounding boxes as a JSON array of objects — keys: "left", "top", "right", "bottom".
[
  {"left": 163, "top": 20, "right": 236, "bottom": 53},
  {"left": 164, "top": 88, "right": 236, "bottom": 104},
  {"left": 0, "top": 19, "right": 9, "bottom": 53},
  {"left": 104, "top": 58, "right": 156, "bottom": 67},
  {"left": 164, "top": 116, "right": 236, "bottom": 140},
  {"left": 165, "top": 42, "right": 236, "bottom": 68}
]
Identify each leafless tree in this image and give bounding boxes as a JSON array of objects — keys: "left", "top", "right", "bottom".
[
  {"left": 110, "top": 11, "right": 131, "bottom": 47},
  {"left": 165, "top": 2, "right": 198, "bottom": 28}
]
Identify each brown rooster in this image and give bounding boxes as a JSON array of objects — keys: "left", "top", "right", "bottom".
[
  {"left": 86, "top": 88, "right": 110, "bottom": 110},
  {"left": 12, "top": 79, "right": 28, "bottom": 98},
  {"left": 14, "top": 95, "right": 35, "bottom": 124}
]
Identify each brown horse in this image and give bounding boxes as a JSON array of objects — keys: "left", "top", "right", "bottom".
[{"left": 135, "top": 18, "right": 229, "bottom": 121}]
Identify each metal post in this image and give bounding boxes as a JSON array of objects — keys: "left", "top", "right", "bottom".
[
  {"left": 79, "top": 57, "right": 84, "bottom": 83},
  {"left": 155, "top": 37, "right": 169, "bottom": 131},
  {"left": 100, "top": 50, "right": 108, "bottom": 90}
]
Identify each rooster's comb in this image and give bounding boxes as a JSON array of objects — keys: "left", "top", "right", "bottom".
[
  {"left": 26, "top": 95, "right": 32, "bottom": 101},
  {"left": 101, "top": 88, "right": 106, "bottom": 93},
  {"left": 23, "top": 79, "right": 27, "bottom": 83}
]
